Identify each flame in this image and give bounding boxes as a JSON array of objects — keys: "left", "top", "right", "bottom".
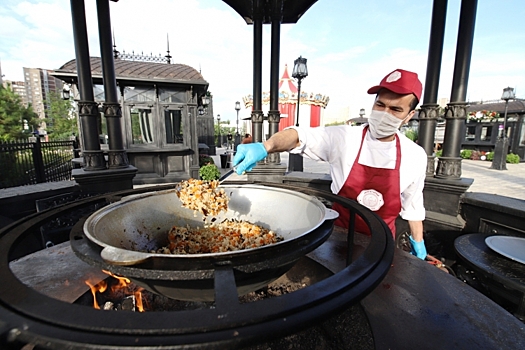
[
  {"left": 85, "top": 279, "right": 107, "bottom": 309},
  {"left": 84, "top": 270, "right": 145, "bottom": 312}
]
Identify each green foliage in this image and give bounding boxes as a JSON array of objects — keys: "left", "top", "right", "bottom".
[
  {"left": 0, "top": 85, "right": 39, "bottom": 141},
  {"left": 44, "top": 91, "right": 76, "bottom": 139},
  {"left": 507, "top": 153, "right": 520, "bottom": 164},
  {"left": 199, "top": 164, "right": 221, "bottom": 181},
  {"left": 460, "top": 149, "right": 472, "bottom": 159},
  {"left": 486, "top": 152, "right": 494, "bottom": 161},
  {"left": 199, "top": 155, "right": 214, "bottom": 167},
  {"left": 404, "top": 128, "right": 418, "bottom": 142},
  {"left": 435, "top": 149, "right": 443, "bottom": 157}
]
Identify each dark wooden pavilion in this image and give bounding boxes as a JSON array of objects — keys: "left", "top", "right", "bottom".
[{"left": 53, "top": 56, "right": 214, "bottom": 184}]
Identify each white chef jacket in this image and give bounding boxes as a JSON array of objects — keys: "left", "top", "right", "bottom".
[{"left": 287, "top": 124, "right": 427, "bottom": 221}]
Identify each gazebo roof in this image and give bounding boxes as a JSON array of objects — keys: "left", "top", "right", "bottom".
[
  {"left": 53, "top": 57, "right": 208, "bottom": 87},
  {"left": 467, "top": 100, "right": 525, "bottom": 115},
  {"left": 223, "top": 0, "right": 318, "bottom": 24}
]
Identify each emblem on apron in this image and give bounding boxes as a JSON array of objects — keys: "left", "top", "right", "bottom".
[{"left": 357, "top": 189, "right": 384, "bottom": 211}]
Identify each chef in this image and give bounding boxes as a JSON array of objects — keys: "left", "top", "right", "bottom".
[{"left": 233, "top": 69, "right": 428, "bottom": 260}]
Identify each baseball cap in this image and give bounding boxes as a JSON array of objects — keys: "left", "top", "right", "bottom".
[{"left": 367, "top": 69, "right": 422, "bottom": 102}]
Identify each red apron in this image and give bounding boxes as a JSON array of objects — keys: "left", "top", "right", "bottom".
[{"left": 332, "top": 127, "right": 401, "bottom": 238}]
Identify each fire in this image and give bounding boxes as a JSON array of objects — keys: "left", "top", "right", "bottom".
[
  {"left": 84, "top": 270, "right": 145, "bottom": 312},
  {"left": 85, "top": 279, "right": 107, "bottom": 309}
]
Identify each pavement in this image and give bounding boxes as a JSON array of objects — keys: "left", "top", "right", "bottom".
[{"left": 212, "top": 147, "right": 525, "bottom": 201}]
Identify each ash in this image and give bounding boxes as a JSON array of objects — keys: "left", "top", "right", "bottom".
[{"left": 240, "top": 281, "right": 306, "bottom": 302}]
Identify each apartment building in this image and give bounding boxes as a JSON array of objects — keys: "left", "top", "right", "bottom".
[
  {"left": 23, "top": 67, "right": 63, "bottom": 134},
  {"left": 2, "top": 80, "right": 29, "bottom": 107}
]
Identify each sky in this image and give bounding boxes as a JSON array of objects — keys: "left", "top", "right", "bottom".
[{"left": 1, "top": 0, "right": 524, "bottom": 124}]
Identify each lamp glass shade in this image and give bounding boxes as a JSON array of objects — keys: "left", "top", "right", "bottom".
[
  {"left": 292, "top": 56, "right": 308, "bottom": 80},
  {"left": 235, "top": 101, "right": 241, "bottom": 111},
  {"left": 359, "top": 108, "right": 365, "bottom": 116},
  {"left": 501, "top": 87, "right": 515, "bottom": 101},
  {"left": 202, "top": 95, "right": 210, "bottom": 106}
]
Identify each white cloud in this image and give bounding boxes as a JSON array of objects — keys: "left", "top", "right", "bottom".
[{"left": 1, "top": 0, "right": 523, "bottom": 124}]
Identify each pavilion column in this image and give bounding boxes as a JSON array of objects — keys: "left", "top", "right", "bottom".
[
  {"left": 250, "top": 0, "right": 264, "bottom": 144},
  {"left": 436, "top": 0, "right": 478, "bottom": 179},
  {"left": 246, "top": 0, "right": 287, "bottom": 183},
  {"left": 267, "top": 0, "right": 284, "bottom": 165},
  {"left": 70, "top": 0, "right": 105, "bottom": 170},
  {"left": 96, "top": 0, "right": 129, "bottom": 169},
  {"left": 418, "top": 0, "right": 447, "bottom": 177}
]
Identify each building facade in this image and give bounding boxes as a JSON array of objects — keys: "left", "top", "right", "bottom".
[{"left": 22, "top": 68, "right": 63, "bottom": 136}]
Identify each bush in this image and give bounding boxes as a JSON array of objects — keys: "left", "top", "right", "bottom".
[
  {"left": 507, "top": 153, "right": 520, "bottom": 164},
  {"left": 404, "top": 129, "right": 418, "bottom": 142},
  {"left": 460, "top": 149, "right": 472, "bottom": 159},
  {"left": 199, "top": 164, "right": 221, "bottom": 180},
  {"left": 486, "top": 152, "right": 494, "bottom": 161},
  {"left": 435, "top": 150, "right": 442, "bottom": 157},
  {"left": 199, "top": 155, "right": 214, "bottom": 167},
  {"left": 470, "top": 150, "right": 481, "bottom": 160}
]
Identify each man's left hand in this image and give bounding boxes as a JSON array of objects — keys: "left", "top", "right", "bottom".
[{"left": 409, "top": 236, "right": 427, "bottom": 260}]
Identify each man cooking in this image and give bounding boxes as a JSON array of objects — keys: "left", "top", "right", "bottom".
[{"left": 232, "top": 68, "right": 427, "bottom": 260}]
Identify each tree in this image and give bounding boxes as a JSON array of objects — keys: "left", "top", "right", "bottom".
[
  {"left": 44, "top": 91, "right": 77, "bottom": 140},
  {"left": 0, "top": 85, "right": 39, "bottom": 141}
]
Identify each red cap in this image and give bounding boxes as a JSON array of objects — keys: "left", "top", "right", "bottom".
[{"left": 367, "top": 69, "right": 422, "bottom": 102}]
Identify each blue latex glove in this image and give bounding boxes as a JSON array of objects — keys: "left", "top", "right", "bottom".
[
  {"left": 233, "top": 143, "right": 268, "bottom": 175},
  {"left": 409, "top": 236, "right": 427, "bottom": 260}
]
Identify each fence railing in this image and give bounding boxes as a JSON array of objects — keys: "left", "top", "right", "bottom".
[{"left": 0, "top": 138, "right": 78, "bottom": 189}]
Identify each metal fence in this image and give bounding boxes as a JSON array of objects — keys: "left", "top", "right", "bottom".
[{"left": 0, "top": 138, "right": 78, "bottom": 189}]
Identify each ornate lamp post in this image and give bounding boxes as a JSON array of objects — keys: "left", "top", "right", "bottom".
[
  {"left": 235, "top": 101, "right": 241, "bottom": 135},
  {"left": 234, "top": 101, "right": 241, "bottom": 151},
  {"left": 288, "top": 56, "right": 308, "bottom": 172},
  {"left": 292, "top": 56, "right": 308, "bottom": 127},
  {"left": 491, "top": 87, "right": 515, "bottom": 170},
  {"left": 216, "top": 114, "right": 221, "bottom": 148}
]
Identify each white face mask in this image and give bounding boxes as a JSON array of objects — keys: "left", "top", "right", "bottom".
[{"left": 367, "top": 110, "right": 407, "bottom": 139}]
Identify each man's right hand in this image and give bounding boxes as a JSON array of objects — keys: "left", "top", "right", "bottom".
[{"left": 233, "top": 143, "right": 268, "bottom": 175}]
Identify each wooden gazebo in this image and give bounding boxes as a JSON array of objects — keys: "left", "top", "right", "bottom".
[{"left": 53, "top": 56, "right": 213, "bottom": 184}]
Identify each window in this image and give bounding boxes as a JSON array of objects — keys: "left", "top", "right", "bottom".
[
  {"left": 165, "top": 109, "right": 183, "bottom": 144},
  {"left": 480, "top": 126, "right": 492, "bottom": 141},
  {"left": 130, "top": 107, "right": 154, "bottom": 144},
  {"left": 159, "top": 88, "right": 186, "bottom": 103},
  {"left": 465, "top": 126, "right": 476, "bottom": 141},
  {"left": 94, "top": 85, "right": 105, "bottom": 102},
  {"left": 98, "top": 111, "right": 108, "bottom": 144},
  {"left": 124, "top": 86, "right": 155, "bottom": 103},
  {"left": 516, "top": 119, "right": 525, "bottom": 145}
]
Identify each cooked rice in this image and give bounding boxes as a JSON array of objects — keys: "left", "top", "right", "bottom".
[
  {"left": 176, "top": 179, "right": 229, "bottom": 217},
  {"left": 156, "top": 219, "right": 284, "bottom": 254}
]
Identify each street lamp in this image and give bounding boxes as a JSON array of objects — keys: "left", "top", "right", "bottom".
[
  {"left": 234, "top": 101, "right": 241, "bottom": 151},
  {"left": 216, "top": 114, "right": 221, "bottom": 148},
  {"left": 292, "top": 56, "right": 308, "bottom": 127},
  {"left": 491, "top": 87, "right": 515, "bottom": 170},
  {"left": 235, "top": 101, "right": 241, "bottom": 135},
  {"left": 359, "top": 108, "right": 365, "bottom": 118},
  {"left": 289, "top": 56, "right": 308, "bottom": 172}
]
